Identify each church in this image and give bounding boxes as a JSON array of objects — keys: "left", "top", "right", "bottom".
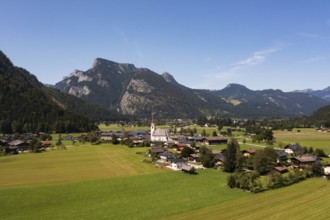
[{"left": 150, "top": 123, "right": 169, "bottom": 142}]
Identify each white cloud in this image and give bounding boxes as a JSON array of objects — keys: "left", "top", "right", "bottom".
[
  {"left": 194, "top": 45, "right": 283, "bottom": 89},
  {"left": 235, "top": 47, "right": 280, "bottom": 67}
]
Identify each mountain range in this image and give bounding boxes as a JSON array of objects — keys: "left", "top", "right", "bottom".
[
  {"left": 55, "top": 58, "right": 330, "bottom": 119},
  {"left": 294, "top": 87, "right": 330, "bottom": 102}
]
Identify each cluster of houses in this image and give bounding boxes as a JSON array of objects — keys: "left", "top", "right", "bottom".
[
  {"left": 0, "top": 134, "right": 76, "bottom": 154},
  {"left": 99, "top": 123, "right": 228, "bottom": 147},
  {"left": 0, "top": 133, "right": 53, "bottom": 154}
]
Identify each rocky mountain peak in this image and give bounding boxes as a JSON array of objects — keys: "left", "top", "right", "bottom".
[
  {"left": 91, "top": 58, "right": 136, "bottom": 72},
  {"left": 162, "top": 72, "right": 178, "bottom": 84}
]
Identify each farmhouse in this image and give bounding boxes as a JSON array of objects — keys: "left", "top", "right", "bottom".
[
  {"left": 274, "top": 166, "right": 288, "bottom": 174},
  {"left": 149, "top": 146, "right": 165, "bottom": 155},
  {"left": 242, "top": 148, "right": 256, "bottom": 157},
  {"left": 291, "top": 155, "right": 320, "bottom": 168},
  {"left": 181, "top": 164, "right": 194, "bottom": 174},
  {"left": 203, "top": 136, "right": 228, "bottom": 145},
  {"left": 285, "top": 143, "right": 303, "bottom": 155},
  {"left": 8, "top": 140, "right": 29, "bottom": 152},
  {"left": 158, "top": 151, "right": 174, "bottom": 162},
  {"left": 167, "top": 157, "right": 185, "bottom": 170},
  {"left": 276, "top": 150, "right": 288, "bottom": 161}
]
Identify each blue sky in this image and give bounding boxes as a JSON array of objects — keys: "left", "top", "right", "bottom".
[{"left": 1, "top": 0, "right": 330, "bottom": 91}]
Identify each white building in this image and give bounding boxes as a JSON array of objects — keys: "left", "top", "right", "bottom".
[
  {"left": 324, "top": 165, "right": 330, "bottom": 176},
  {"left": 150, "top": 123, "right": 169, "bottom": 142}
]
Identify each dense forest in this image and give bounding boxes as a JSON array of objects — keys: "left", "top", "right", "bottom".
[{"left": 0, "top": 51, "right": 97, "bottom": 133}]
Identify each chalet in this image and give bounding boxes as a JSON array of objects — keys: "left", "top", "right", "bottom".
[
  {"left": 285, "top": 144, "right": 303, "bottom": 155},
  {"left": 100, "top": 132, "right": 112, "bottom": 141},
  {"left": 167, "top": 157, "right": 185, "bottom": 170},
  {"left": 188, "top": 136, "right": 204, "bottom": 143},
  {"left": 41, "top": 141, "right": 52, "bottom": 148},
  {"left": 274, "top": 166, "right": 288, "bottom": 174},
  {"left": 242, "top": 149, "right": 256, "bottom": 157},
  {"left": 158, "top": 151, "right": 174, "bottom": 162},
  {"left": 8, "top": 140, "right": 29, "bottom": 152},
  {"left": 213, "top": 153, "right": 226, "bottom": 166},
  {"left": 291, "top": 155, "right": 320, "bottom": 168},
  {"left": 203, "top": 136, "right": 228, "bottom": 145},
  {"left": 188, "top": 153, "right": 200, "bottom": 163},
  {"left": 149, "top": 146, "right": 165, "bottom": 155},
  {"left": 276, "top": 150, "right": 288, "bottom": 161},
  {"left": 181, "top": 164, "right": 194, "bottom": 174}
]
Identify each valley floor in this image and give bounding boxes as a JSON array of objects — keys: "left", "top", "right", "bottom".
[{"left": 0, "top": 143, "right": 329, "bottom": 219}]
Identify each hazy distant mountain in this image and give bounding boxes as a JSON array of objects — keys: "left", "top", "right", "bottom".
[
  {"left": 294, "top": 87, "right": 330, "bottom": 102},
  {"left": 55, "top": 58, "right": 329, "bottom": 119}
]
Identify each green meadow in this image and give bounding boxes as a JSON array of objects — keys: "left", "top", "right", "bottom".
[
  {"left": 274, "top": 128, "right": 330, "bottom": 152},
  {"left": 1, "top": 127, "right": 330, "bottom": 219}
]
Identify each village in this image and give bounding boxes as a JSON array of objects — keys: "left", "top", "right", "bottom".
[{"left": 2, "top": 122, "right": 329, "bottom": 183}]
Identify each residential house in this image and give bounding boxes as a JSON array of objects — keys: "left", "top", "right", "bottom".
[
  {"left": 149, "top": 146, "right": 165, "bottom": 155},
  {"left": 181, "top": 164, "right": 194, "bottom": 174},
  {"left": 158, "top": 151, "right": 174, "bottom": 162},
  {"left": 274, "top": 166, "right": 288, "bottom": 174},
  {"left": 41, "top": 141, "right": 52, "bottom": 149},
  {"left": 242, "top": 149, "right": 256, "bottom": 157},
  {"left": 167, "top": 157, "right": 185, "bottom": 170},
  {"left": 213, "top": 153, "right": 226, "bottom": 166},
  {"left": 203, "top": 136, "right": 228, "bottom": 145},
  {"left": 285, "top": 143, "right": 303, "bottom": 155},
  {"left": 8, "top": 140, "right": 29, "bottom": 152},
  {"left": 276, "top": 150, "right": 288, "bottom": 161},
  {"left": 291, "top": 155, "right": 320, "bottom": 168}
]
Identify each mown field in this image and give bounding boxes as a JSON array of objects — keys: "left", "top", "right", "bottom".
[
  {"left": 274, "top": 128, "right": 330, "bottom": 152},
  {"left": 1, "top": 127, "right": 330, "bottom": 219},
  {"left": 0, "top": 144, "right": 247, "bottom": 219},
  {"left": 167, "top": 178, "right": 330, "bottom": 220}
]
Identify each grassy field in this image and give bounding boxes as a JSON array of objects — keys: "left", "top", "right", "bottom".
[
  {"left": 167, "top": 177, "right": 330, "bottom": 220},
  {"left": 0, "top": 145, "right": 161, "bottom": 188},
  {"left": 274, "top": 128, "right": 330, "bottom": 152},
  {"left": 1, "top": 128, "right": 330, "bottom": 219},
  {"left": 0, "top": 145, "right": 248, "bottom": 219}
]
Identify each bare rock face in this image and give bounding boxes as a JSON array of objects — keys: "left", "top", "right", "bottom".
[
  {"left": 68, "top": 85, "right": 91, "bottom": 97},
  {"left": 127, "top": 79, "right": 154, "bottom": 93},
  {"left": 120, "top": 92, "right": 152, "bottom": 115},
  {"left": 55, "top": 57, "right": 329, "bottom": 119}
]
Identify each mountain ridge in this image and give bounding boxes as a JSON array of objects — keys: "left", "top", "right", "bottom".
[{"left": 55, "top": 57, "right": 329, "bottom": 119}]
